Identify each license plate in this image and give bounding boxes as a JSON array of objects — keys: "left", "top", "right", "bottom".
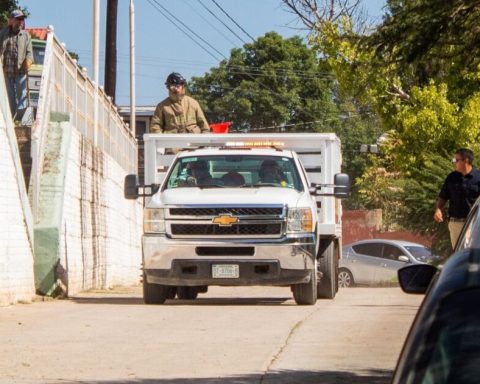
[{"left": 212, "top": 264, "right": 239, "bottom": 278}]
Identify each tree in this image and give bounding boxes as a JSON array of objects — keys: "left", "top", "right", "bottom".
[
  {"left": 0, "top": 0, "right": 26, "bottom": 27},
  {"left": 189, "top": 32, "right": 340, "bottom": 133},
  {"left": 396, "top": 153, "right": 452, "bottom": 258},
  {"left": 282, "top": 0, "right": 367, "bottom": 31},
  {"left": 366, "top": 0, "right": 480, "bottom": 101}
]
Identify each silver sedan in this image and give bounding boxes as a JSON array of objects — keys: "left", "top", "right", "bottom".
[{"left": 339, "top": 239, "right": 437, "bottom": 287}]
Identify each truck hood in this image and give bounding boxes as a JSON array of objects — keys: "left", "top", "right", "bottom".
[{"left": 151, "top": 188, "right": 310, "bottom": 207}]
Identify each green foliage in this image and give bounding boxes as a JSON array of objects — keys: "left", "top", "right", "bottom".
[
  {"left": 356, "top": 157, "right": 405, "bottom": 229},
  {"left": 335, "top": 102, "right": 383, "bottom": 209},
  {"left": 68, "top": 51, "right": 79, "bottom": 61},
  {"left": 368, "top": 0, "right": 480, "bottom": 101},
  {"left": 396, "top": 154, "right": 453, "bottom": 258},
  {"left": 0, "top": 0, "right": 27, "bottom": 27}
]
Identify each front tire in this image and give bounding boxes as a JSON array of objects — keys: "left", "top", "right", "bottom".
[
  {"left": 292, "top": 263, "right": 317, "bottom": 305},
  {"left": 317, "top": 239, "right": 338, "bottom": 299},
  {"left": 338, "top": 268, "right": 354, "bottom": 288},
  {"left": 166, "top": 286, "right": 177, "bottom": 299},
  {"left": 143, "top": 274, "right": 169, "bottom": 304}
]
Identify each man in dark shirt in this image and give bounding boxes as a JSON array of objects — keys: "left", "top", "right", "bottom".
[{"left": 434, "top": 148, "right": 480, "bottom": 247}]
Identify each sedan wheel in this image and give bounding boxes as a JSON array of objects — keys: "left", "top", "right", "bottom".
[{"left": 338, "top": 269, "right": 354, "bottom": 288}]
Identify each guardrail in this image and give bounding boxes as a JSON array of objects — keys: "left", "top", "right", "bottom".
[{"left": 32, "top": 27, "right": 137, "bottom": 219}]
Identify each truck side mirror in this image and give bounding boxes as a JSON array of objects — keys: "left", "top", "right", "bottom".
[
  {"left": 309, "top": 183, "right": 319, "bottom": 195},
  {"left": 124, "top": 174, "right": 139, "bottom": 199},
  {"left": 334, "top": 173, "right": 350, "bottom": 199}
]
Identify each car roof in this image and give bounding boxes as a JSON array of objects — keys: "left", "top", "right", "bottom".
[{"left": 344, "top": 239, "right": 428, "bottom": 248}]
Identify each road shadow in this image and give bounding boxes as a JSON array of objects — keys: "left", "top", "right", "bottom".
[
  {"left": 57, "top": 368, "right": 392, "bottom": 384},
  {"left": 168, "top": 297, "right": 291, "bottom": 306},
  {"left": 69, "top": 297, "right": 291, "bottom": 306},
  {"left": 68, "top": 297, "right": 144, "bottom": 305}
]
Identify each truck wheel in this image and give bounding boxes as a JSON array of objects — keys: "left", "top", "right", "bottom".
[
  {"left": 143, "top": 274, "right": 169, "bottom": 304},
  {"left": 292, "top": 264, "right": 317, "bottom": 305},
  {"left": 177, "top": 286, "right": 198, "bottom": 300},
  {"left": 317, "top": 240, "right": 337, "bottom": 299}
]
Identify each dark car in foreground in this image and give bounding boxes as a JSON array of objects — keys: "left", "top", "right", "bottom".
[
  {"left": 393, "top": 199, "right": 480, "bottom": 384},
  {"left": 339, "top": 239, "right": 437, "bottom": 287}
]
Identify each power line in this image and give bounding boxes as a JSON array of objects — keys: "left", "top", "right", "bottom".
[
  {"left": 197, "top": 0, "right": 248, "bottom": 45},
  {"left": 210, "top": 0, "right": 255, "bottom": 42},
  {"left": 117, "top": 70, "right": 337, "bottom": 100},
  {"left": 181, "top": 0, "right": 238, "bottom": 47},
  {"left": 149, "top": 0, "right": 227, "bottom": 60},
  {"left": 146, "top": 0, "right": 222, "bottom": 62}
]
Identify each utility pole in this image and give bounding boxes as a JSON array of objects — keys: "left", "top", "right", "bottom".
[
  {"left": 93, "top": 0, "right": 100, "bottom": 146},
  {"left": 105, "top": 0, "right": 118, "bottom": 103},
  {"left": 129, "top": 0, "right": 136, "bottom": 136}
]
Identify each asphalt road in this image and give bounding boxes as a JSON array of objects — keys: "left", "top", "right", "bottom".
[{"left": 0, "top": 286, "right": 422, "bottom": 384}]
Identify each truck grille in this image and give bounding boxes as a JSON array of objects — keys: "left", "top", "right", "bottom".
[
  {"left": 169, "top": 207, "right": 283, "bottom": 217},
  {"left": 167, "top": 205, "right": 285, "bottom": 238},
  {"left": 171, "top": 223, "right": 282, "bottom": 236}
]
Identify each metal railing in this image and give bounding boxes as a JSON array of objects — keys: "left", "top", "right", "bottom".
[{"left": 32, "top": 27, "right": 137, "bottom": 219}]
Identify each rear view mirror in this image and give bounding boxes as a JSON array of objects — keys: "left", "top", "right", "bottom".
[
  {"left": 398, "top": 264, "right": 438, "bottom": 294},
  {"left": 124, "top": 174, "right": 139, "bottom": 199},
  {"left": 334, "top": 173, "right": 350, "bottom": 199},
  {"left": 308, "top": 184, "right": 318, "bottom": 195},
  {"left": 398, "top": 255, "right": 410, "bottom": 263}
]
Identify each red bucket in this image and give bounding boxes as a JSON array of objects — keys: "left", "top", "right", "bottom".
[{"left": 210, "top": 121, "right": 232, "bottom": 133}]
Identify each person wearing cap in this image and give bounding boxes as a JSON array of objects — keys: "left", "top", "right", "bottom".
[
  {"left": 150, "top": 72, "right": 210, "bottom": 133},
  {"left": 0, "top": 9, "right": 33, "bottom": 119},
  {"left": 434, "top": 148, "right": 480, "bottom": 248}
]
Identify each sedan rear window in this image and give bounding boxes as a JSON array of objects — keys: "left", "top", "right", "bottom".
[{"left": 405, "top": 246, "right": 434, "bottom": 263}]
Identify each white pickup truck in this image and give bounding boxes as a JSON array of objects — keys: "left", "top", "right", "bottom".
[{"left": 125, "top": 133, "right": 349, "bottom": 305}]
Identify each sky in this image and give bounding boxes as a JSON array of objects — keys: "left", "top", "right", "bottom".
[{"left": 21, "top": 0, "right": 386, "bottom": 106}]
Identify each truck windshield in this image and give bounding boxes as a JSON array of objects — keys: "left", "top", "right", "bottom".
[{"left": 165, "top": 155, "right": 303, "bottom": 191}]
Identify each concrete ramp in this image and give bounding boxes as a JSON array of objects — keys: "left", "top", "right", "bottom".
[{"left": 0, "top": 74, "right": 35, "bottom": 305}]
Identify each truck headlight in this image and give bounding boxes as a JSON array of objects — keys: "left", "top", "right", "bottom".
[
  {"left": 144, "top": 208, "right": 166, "bottom": 233},
  {"left": 287, "top": 208, "right": 313, "bottom": 233}
]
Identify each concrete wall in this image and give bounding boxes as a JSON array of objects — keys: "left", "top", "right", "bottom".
[
  {"left": 0, "top": 93, "right": 35, "bottom": 306},
  {"left": 34, "top": 115, "right": 143, "bottom": 296}
]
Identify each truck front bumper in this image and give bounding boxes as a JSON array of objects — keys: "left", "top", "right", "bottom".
[{"left": 143, "top": 235, "right": 316, "bottom": 286}]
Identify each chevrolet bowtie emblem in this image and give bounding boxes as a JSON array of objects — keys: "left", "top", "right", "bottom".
[{"left": 212, "top": 214, "right": 239, "bottom": 226}]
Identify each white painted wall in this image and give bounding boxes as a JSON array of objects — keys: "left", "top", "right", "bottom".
[
  {"left": 0, "top": 110, "right": 35, "bottom": 306},
  {"left": 59, "top": 129, "right": 142, "bottom": 295}
]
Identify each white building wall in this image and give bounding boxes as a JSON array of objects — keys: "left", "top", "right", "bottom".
[
  {"left": 58, "top": 129, "right": 142, "bottom": 295},
  {"left": 0, "top": 111, "right": 35, "bottom": 306}
]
